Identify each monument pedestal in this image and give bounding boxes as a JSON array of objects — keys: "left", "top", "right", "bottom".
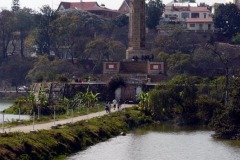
[{"left": 126, "top": 48, "right": 150, "bottom": 60}]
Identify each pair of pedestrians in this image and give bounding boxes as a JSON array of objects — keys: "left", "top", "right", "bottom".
[{"left": 105, "top": 99, "right": 121, "bottom": 113}]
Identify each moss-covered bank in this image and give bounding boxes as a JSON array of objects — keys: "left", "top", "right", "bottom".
[{"left": 0, "top": 108, "right": 152, "bottom": 160}]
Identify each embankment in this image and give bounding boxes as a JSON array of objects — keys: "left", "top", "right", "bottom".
[{"left": 0, "top": 108, "right": 152, "bottom": 160}]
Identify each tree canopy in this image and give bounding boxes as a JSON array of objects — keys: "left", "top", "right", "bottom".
[
  {"left": 214, "top": 3, "right": 240, "bottom": 39},
  {"left": 146, "top": 0, "right": 165, "bottom": 29}
]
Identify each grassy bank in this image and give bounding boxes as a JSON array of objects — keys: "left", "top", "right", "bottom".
[{"left": 0, "top": 107, "right": 152, "bottom": 160}]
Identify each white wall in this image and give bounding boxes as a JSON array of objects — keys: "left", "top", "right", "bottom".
[
  {"left": 163, "top": 9, "right": 210, "bottom": 22},
  {"left": 187, "top": 23, "right": 214, "bottom": 31}
]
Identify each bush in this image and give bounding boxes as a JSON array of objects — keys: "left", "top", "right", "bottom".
[{"left": 196, "top": 95, "right": 222, "bottom": 125}]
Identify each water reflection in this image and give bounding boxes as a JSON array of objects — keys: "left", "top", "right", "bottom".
[{"left": 68, "top": 124, "right": 240, "bottom": 160}]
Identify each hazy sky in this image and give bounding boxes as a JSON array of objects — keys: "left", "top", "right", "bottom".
[{"left": 0, "top": 0, "right": 227, "bottom": 11}]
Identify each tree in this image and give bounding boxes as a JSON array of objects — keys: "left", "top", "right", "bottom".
[
  {"left": 112, "top": 14, "right": 129, "bottom": 28},
  {"left": 12, "top": 0, "right": 20, "bottom": 12},
  {"left": 212, "top": 78, "right": 240, "bottom": 139},
  {"left": 72, "top": 88, "right": 99, "bottom": 110},
  {"left": 84, "top": 38, "right": 126, "bottom": 73},
  {"left": 50, "top": 9, "right": 109, "bottom": 60},
  {"left": 27, "top": 92, "right": 36, "bottom": 114},
  {"left": 214, "top": 3, "right": 240, "bottom": 39},
  {"left": 154, "top": 24, "right": 201, "bottom": 54},
  {"left": 50, "top": 15, "right": 81, "bottom": 62},
  {"left": 35, "top": 5, "right": 57, "bottom": 55},
  {"left": 167, "top": 53, "right": 192, "bottom": 75},
  {"left": 192, "top": 48, "right": 219, "bottom": 77},
  {"left": 15, "top": 8, "right": 35, "bottom": 58},
  {"left": 146, "top": 0, "right": 165, "bottom": 29},
  {"left": 205, "top": 41, "right": 240, "bottom": 106},
  {"left": 196, "top": 95, "right": 222, "bottom": 124},
  {"left": 138, "top": 92, "right": 150, "bottom": 113},
  {"left": 0, "top": 10, "right": 16, "bottom": 60}
]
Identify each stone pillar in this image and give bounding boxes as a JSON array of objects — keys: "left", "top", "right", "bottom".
[
  {"left": 126, "top": 0, "right": 149, "bottom": 60},
  {"left": 129, "top": 0, "right": 145, "bottom": 50}
]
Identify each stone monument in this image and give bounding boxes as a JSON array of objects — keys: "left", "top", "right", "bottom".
[{"left": 126, "top": 0, "right": 149, "bottom": 60}]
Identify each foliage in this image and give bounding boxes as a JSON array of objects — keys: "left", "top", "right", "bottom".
[
  {"left": 0, "top": 57, "right": 33, "bottom": 87},
  {"left": 167, "top": 53, "right": 192, "bottom": 75},
  {"left": 26, "top": 55, "right": 82, "bottom": 82},
  {"left": 154, "top": 24, "right": 204, "bottom": 54},
  {"left": 71, "top": 88, "right": 99, "bottom": 110},
  {"left": 27, "top": 91, "right": 36, "bottom": 113},
  {"left": 84, "top": 38, "right": 126, "bottom": 73},
  {"left": 15, "top": 8, "right": 36, "bottom": 58},
  {"left": 138, "top": 92, "right": 150, "bottom": 112},
  {"left": 112, "top": 14, "right": 129, "bottom": 28},
  {"left": 35, "top": 5, "right": 57, "bottom": 55},
  {"left": 191, "top": 48, "right": 219, "bottom": 77},
  {"left": 212, "top": 78, "right": 240, "bottom": 139},
  {"left": 214, "top": 3, "right": 240, "bottom": 39},
  {"left": 11, "top": 0, "right": 20, "bottom": 12},
  {"left": 196, "top": 95, "right": 222, "bottom": 124},
  {"left": 146, "top": 0, "right": 165, "bottom": 29},
  {"left": 231, "top": 33, "right": 240, "bottom": 44},
  {"left": 0, "top": 10, "right": 16, "bottom": 60}
]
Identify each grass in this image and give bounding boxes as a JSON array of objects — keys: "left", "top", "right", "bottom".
[
  {"left": 2, "top": 104, "right": 106, "bottom": 128},
  {"left": 0, "top": 107, "right": 153, "bottom": 160}
]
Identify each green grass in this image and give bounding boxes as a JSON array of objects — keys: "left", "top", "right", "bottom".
[
  {"left": 3, "top": 104, "right": 106, "bottom": 128},
  {"left": 0, "top": 107, "right": 153, "bottom": 160}
]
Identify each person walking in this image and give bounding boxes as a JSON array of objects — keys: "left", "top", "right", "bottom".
[
  {"left": 113, "top": 99, "right": 117, "bottom": 110},
  {"left": 105, "top": 102, "right": 109, "bottom": 113}
]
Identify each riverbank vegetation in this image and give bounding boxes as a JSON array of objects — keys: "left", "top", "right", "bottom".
[
  {"left": 138, "top": 75, "right": 240, "bottom": 139},
  {"left": 2, "top": 88, "right": 105, "bottom": 128},
  {"left": 0, "top": 108, "right": 152, "bottom": 160}
]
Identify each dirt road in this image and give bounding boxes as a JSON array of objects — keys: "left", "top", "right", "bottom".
[{"left": 2, "top": 104, "right": 134, "bottom": 133}]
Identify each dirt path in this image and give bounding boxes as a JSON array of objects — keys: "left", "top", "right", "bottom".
[{"left": 2, "top": 104, "right": 134, "bottom": 133}]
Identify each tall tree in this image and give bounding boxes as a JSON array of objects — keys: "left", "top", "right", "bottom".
[
  {"left": 15, "top": 8, "right": 35, "bottom": 58},
  {"left": 35, "top": 5, "right": 57, "bottom": 55},
  {"left": 214, "top": 3, "right": 240, "bottom": 39},
  {"left": 146, "top": 0, "right": 165, "bottom": 29},
  {"left": 50, "top": 9, "right": 109, "bottom": 60},
  {"left": 0, "top": 10, "right": 16, "bottom": 60},
  {"left": 12, "top": 0, "right": 20, "bottom": 12}
]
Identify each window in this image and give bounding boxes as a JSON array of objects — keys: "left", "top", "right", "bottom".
[
  {"left": 208, "top": 24, "right": 211, "bottom": 30},
  {"left": 203, "top": 13, "right": 207, "bottom": 18},
  {"left": 190, "top": 24, "right": 195, "bottom": 27},
  {"left": 191, "top": 13, "right": 199, "bottom": 18},
  {"left": 199, "top": 24, "right": 203, "bottom": 30},
  {"left": 181, "top": 12, "right": 190, "bottom": 19}
]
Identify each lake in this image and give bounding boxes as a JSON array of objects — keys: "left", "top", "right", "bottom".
[
  {"left": 0, "top": 100, "right": 30, "bottom": 122},
  {"left": 68, "top": 124, "right": 240, "bottom": 160}
]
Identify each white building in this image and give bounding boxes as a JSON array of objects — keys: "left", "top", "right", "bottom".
[
  {"left": 186, "top": 18, "right": 214, "bottom": 31},
  {"left": 162, "top": 1, "right": 214, "bottom": 32},
  {"left": 163, "top": 6, "right": 211, "bottom": 22}
]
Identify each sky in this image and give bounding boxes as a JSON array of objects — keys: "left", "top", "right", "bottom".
[{"left": 0, "top": 0, "right": 227, "bottom": 11}]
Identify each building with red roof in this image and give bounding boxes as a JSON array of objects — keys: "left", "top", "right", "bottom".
[
  {"left": 118, "top": 0, "right": 130, "bottom": 14},
  {"left": 162, "top": 1, "right": 214, "bottom": 32},
  {"left": 57, "top": 1, "right": 122, "bottom": 19}
]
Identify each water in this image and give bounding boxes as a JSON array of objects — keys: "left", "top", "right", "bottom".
[
  {"left": 68, "top": 124, "right": 240, "bottom": 160},
  {"left": 0, "top": 101, "right": 30, "bottom": 122}
]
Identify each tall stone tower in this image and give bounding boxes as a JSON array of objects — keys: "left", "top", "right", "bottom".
[{"left": 126, "top": 0, "right": 149, "bottom": 60}]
